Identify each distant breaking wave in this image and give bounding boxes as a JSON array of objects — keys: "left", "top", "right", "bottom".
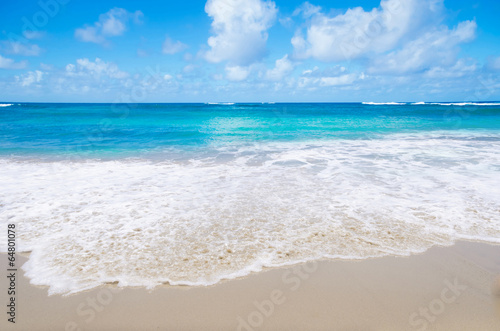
[
  {"left": 362, "top": 102, "right": 500, "bottom": 106},
  {"left": 362, "top": 102, "right": 406, "bottom": 105},
  {"left": 207, "top": 102, "right": 235, "bottom": 105},
  {"left": 429, "top": 102, "right": 500, "bottom": 106},
  {"left": 0, "top": 103, "right": 13, "bottom": 107}
]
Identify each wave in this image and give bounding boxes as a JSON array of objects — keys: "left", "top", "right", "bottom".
[
  {"left": 362, "top": 102, "right": 406, "bottom": 105},
  {"left": 207, "top": 102, "right": 235, "bottom": 105},
  {"left": 429, "top": 102, "right": 500, "bottom": 106},
  {"left": 0, "top": 103, "right": 13, "bottom": 107},
  {"left": 1, "top": 137, "right": 500, "bottom": 294},
  {"left": 362, "top": 102, "right": 500, "bottom": 106}
]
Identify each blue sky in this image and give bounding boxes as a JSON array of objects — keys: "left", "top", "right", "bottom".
[{"left": 0, "top": 0, "right": 499, "bottom": 102}]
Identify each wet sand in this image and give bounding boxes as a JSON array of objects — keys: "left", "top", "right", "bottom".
[{"left": 1, "top": 241, "right": 500, "bottom": 330}]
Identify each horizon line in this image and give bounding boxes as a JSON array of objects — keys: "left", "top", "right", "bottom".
[{"left": 2, "top": 101, "right": 500, "bottom": 104}]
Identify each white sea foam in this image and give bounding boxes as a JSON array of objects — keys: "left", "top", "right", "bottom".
[
  {"left": 1, "top": 136, "right": 500, "bottom": 295},
  {"left": 430, "top": 102, "right": 500, "bottom": 106},
  {"left": 207, "top": 102, "right": 235, "bottom": 105},
  {"left": 0, "top": 103, "right": 13, "bottom": 107},
  {"left": 362, "top": 102, "right": 406, "bottom": 105},
  {"left": 363, "top": 102, "right": 500, "bottom": 106}
]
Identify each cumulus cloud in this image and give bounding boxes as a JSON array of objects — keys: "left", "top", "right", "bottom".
[
  {"left": 15, "top": 70, "right": 44, "bottom": 86},
  {"left": 66, "top": 58, "right": 128, "bottom": 79},
  {"left": 368, "top": 20, "right": 476, "bottom": 75},
  {"left": 225, "top": 65, "right": 251, "bottom": 81},
  {"left": 292, "top": 0, "right": 446, "bottom": 62},
  {"left": 162, "top": 37, "right": 188, "bottom": 55},
  {"left": 205, "top": 0, "right": 277, "bottom": 66},
  {"left": 0, "top": 54, "right": 27, "bottom": 69},
  {"left": 75, "top": 8, "right": 143, "bottom": 45},
  {"left": 265, "top": 55, "right": 295, "bottom": 80},
  {"left": 289, "top": 0, "right": 478, "bottom": 80}
]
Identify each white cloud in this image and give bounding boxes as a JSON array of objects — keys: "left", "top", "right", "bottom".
[
  {"left": 265, "top": 55, "right": 294, "bottom": 81},
  {"left": 137, "top": 49, "right": 148, "bottom": 57},
  {"left": 183, "top": 53, "right": 194, "bottom": 61},
  {"left": 298, "top": 73, "right": 359, "bottom": 88},
  {"left": 183, "top": 64, "right": 196, "bottom": 73},
  {"left": 66, "top": 58, "right": 128, "bottom": 79},
  {"left": 0, "top": 54, "right": 27, "bottom": 69},
  {"left": 292, "top": 0, "right": 445, "bottom": 62},
  {"left": 318, "top": 74, "right": 357, "bottom": 86},
  {"left": 205, "top": 0, "right": 277, "bottom": 66},
  {"left": 278, "top": 17, "right": 293, "bottom": 28},
  {"left": 75, "top": 26, "right": 105, "bottom": 44},
  {"left": 213, "top": 73, "right": 224, "bottom": 80},
  {"left": 225, "top": 65, "right": 251, "bottom": 81},
  {"left": 368, "top": 20, "right": 476, "bottom": 75},
  {"left": 32, "top": 58, "right": 183, "bottom": 97},
  {"left": 23, "top": 30, "right": 45, "bottom": 40},
  {"left": 297, "top": 65, "right": 361, "bottom": 88},
  {"left": 290, "top": 0, "right": 477, "bottom": 81},
  {"left": 15, "top": 70, "right": 44, "bottom": 86},
  {"left": 292, "top": 2, "right": 321, "bottom": 18},
  {"left": 486, "top": 56, "right": 500, "bottom": 71},
  {"left": 301, "top": 65, "right": 347, "bottom": 77},
  {"left": 162, "top": 37, "right": 188, "bottom": 55},
  {"left": 424, "top": 59, "right": 476, "bottom": 78},
  {"left": 40, "top": 63, "right": 54, "bottom": 71},
  {"left": 75, "top": 8, "right": 143, "bottom": 45},
  {"left": 1, "top": 41, "right": 41, "bottom": 56}
]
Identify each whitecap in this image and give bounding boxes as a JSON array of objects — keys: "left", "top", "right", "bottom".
[
  {"left": 362, "top": 102, "right": 406, "bottom": 105},
  {"left": 430, "top": 102, "right": 500, "bottom": 106}
]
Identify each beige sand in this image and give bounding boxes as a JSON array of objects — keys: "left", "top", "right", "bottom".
[{"left": 1, "top": 241, "right": 500, "bottom": 331}]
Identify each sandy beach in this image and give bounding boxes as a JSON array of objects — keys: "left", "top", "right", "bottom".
[
  {"left": 2, "top": 0, "right": 500, "bottom": 330},
  {"left": 1, "top": 241, "right": 499, "bottom": 331}
]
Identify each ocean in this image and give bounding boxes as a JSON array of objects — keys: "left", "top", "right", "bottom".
[{"left": 1, "top": 102, "right": 500, "bottom": 294}]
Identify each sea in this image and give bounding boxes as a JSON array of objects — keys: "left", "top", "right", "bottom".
[{"left": 1, "top": 102, "right": 499, "bottom": 294}]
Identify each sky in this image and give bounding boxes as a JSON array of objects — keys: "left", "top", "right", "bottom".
[{"left": 0, "top": 0, "right": 499, "bottom": 103}]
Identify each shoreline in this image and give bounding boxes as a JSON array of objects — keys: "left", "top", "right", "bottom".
[
  {"left": 7, "top": 239, "right": 500, "bottom": 294},
  {"left": 1, "top": 241, "right": 500, "bottom": 330}
]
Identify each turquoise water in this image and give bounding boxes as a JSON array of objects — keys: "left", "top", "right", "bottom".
[
  {"left": 1, "top": 102, "right": 500, "bottom": 159},
  {"left": 1, "top": 102, "right": 500, "bottom": 294}
]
